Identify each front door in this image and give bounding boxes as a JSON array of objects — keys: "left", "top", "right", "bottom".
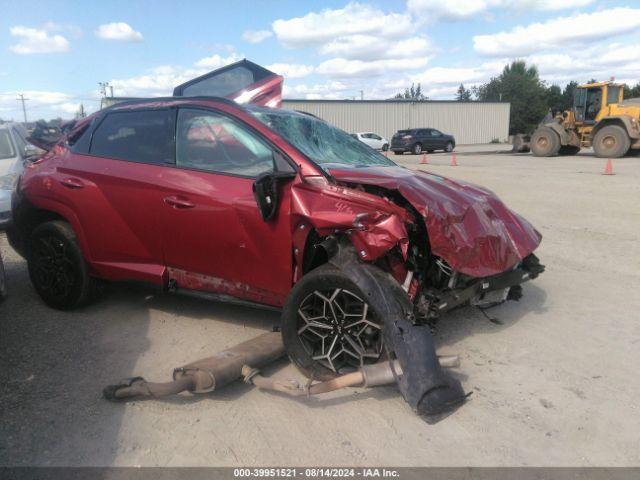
[{"left": 159, "top": 107, "right": 294, "bottom": 307}]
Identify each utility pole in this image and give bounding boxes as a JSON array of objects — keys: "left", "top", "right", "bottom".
[
  {"left": 17, "top": 93, "right": 29, "bottom": 124},
  {"left": 360, "top": 90, "right": 364, "bottom": 101},
  {"left": 109, "top": 85, "right": 114, "bottom": 98}
]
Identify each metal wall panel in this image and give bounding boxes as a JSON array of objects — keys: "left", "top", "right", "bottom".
[{"left": 281, "top": 100, "right": 510, "bottom": 145}]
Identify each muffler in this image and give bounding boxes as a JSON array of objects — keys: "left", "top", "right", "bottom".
[{"left": 103, "top": 331, "right": 285, "bottom": 400}]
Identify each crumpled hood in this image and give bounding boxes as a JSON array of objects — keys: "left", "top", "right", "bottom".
[{"left": 328, "top": 165, "right": 542, "bottom": 278}]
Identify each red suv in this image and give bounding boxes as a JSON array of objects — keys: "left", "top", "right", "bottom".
[{"left": 9, "top": 61, "right": 543, "bottom": 414}]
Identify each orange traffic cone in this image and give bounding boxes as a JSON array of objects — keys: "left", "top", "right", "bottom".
[
  {"left": 451, "top": 152, "right": 458, "bottom": 166},
  {"left": 420, "top": 153, "right": 428, "bottom": 164},
  {"left": 602, "top": 158, "right": 614, "bottom": 175}
]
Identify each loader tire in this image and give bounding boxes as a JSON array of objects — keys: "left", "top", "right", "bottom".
[
  {"left": 593, "top": 125, "right": 630, "bottom": 158},
  {"left": 530, "top": 127, "right": 561, "bottom": 157}
]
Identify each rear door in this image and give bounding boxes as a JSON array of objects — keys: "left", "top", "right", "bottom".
[
  {"left": 60, "top": 108, "right": 175, "bottom": 283},
  {"left": 157, "top": 107, "right": 294, "bottom": 306},
  {"left": 173, "top": 59, "right": 283, "bottom": 108}
]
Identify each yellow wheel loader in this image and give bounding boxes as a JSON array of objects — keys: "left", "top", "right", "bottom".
[{"left": 520, "top": 81, "right": 640, "bottom": 158}]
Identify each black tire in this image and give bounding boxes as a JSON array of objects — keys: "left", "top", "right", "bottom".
[
  {"left": 412, "top": 143, "right": 423, "bottom": 155},
  {"left": 530, "top": 127, "right": 561, "bottom": 157},
  {"left": 445, "top": 141, "right": 454, "bottom": 152},
  {"left": 382, "top": 144, "right": 389, "bottom": 151},
  {"left": 593, "top": 125, "right": 631, "bottom": 158},
  {"left": 559, "top": 145, "right": 581, "bottom": 156},
  {"left": 281, "top": 264, "right": 383, "bottom": 381},
  {"left": 27, "top": 221, "right": 94, "bottom": 310}
]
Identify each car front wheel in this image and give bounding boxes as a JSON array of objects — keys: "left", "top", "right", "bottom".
[
  {"left": 412, "top": 143, "right": 422, "bottom": 155},
  {"left": 382, "top": 143, "right": 389, "bottom": 151},
  {"left": 281, "top": 264, "right": 383, "bottom": 381},
  {"left": 28, "top": 221, "right": 95, "bottom": 310},
  {"left": 445, "top": 141, "right": 454, "bottom": 152}
]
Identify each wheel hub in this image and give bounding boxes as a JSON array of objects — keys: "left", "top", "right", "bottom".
[{"left": 296, "top": 288, "right": 383, "bottom": 373}]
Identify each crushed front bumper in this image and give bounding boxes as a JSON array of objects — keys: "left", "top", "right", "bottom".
[{"left": 428, "top": 254, "right": 545, "bottom": 318}]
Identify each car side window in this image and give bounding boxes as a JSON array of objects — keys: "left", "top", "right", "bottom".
[
  {"left": 430, "top": 130, "right": 442, "bottom": 136},
  {"left": 370, "top": 134, "right": 381, "bottom": 140},
  {"left": 90, "top": 110, "right": 174, "bottom": 165},
  {"left": 176, "top": 108, "right": 274, "bottom": 177}
]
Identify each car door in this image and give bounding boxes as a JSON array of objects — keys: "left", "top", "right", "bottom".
[
  {"left": 429, "top": 129, "right": 445, "bottom": 149},
  {"left": 58, "top": 108, "right": 175, "bottom": 283},
  {"left": 369, "top": 133, "right": 383, "bottom": 150},
  {"left": 158, "top": 107, "right": 294, "bottom": 307}
]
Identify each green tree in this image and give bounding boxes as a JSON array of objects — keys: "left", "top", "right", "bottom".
[
  {"left": 393, "top": 83, "right": 427, "bottom": 100},
  {"left": 561, "top": 81, "right": 578, "bottom": 111},
  {"left": 455, "top": 83, "right": 472, "bottom": 101},
  {"left": 546, "top": 84, "right": 563, "bottom": 114},
  {"left": 475, "top": 60, "right": 549, "bottom": 134},
  {"left": 623, "top": 82, "right": 640, "bottom": 99}
]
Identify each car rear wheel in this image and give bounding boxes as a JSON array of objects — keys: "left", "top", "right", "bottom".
[
  {"left": 593, "top": 125, "right": 630, "bottom": 158},
  {"left": 530, "top": 126, "right": 561, "bottom": 157},
  {"left": 28, "top": 221, "right": 95, "bottom": 310},
  {"left": 382, "top": 143, "right": 389, "bottom": 151},
  {"left": 281, "top": 264, "right": 384, "bottom": 381},
  {"left": 445, "top": 141, "right": 454, "bottom": 152},
  {"left": 412, "top": 143, "right": 422, "bottom": 155}
]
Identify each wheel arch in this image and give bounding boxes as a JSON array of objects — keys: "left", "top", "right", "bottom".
[
  {"left": 10, "top": 195, "right": 93, "bottom": 264},
  {"left": 593, "top": 116, "right": 640, "bottom": 140}
]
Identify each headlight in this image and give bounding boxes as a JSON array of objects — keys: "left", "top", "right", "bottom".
[{"left": 0, "top": 173, "right": 19, "bottom": 190}]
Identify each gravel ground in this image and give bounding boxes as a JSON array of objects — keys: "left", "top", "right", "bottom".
[{"left": 1, "top": 147, "right": 639, "bottom": 467}]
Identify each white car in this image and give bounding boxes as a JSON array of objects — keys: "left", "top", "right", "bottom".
[
  {"left": 352, "top": 132, "right": 390, "bottom": 151},
  {"left": 0, "top": 122, "right": 38, "bottom": 228}
]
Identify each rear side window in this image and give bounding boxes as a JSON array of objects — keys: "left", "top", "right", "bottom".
[{"left": 90, "top": 110, "right": 174, "bottom": 165}]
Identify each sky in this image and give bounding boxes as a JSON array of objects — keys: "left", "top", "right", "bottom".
[{"left": 1, "top": 0, "right": 640, "bottom": 120}]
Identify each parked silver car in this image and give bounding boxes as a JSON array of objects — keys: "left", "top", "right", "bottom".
[{"left": 0, "top": 122, "right": 39, "bottom": 228}]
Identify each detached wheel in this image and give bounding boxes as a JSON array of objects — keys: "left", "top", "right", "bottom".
[
  {"left": 530, "top": 127, "right": 561, "bottom": 157},
  {"left": 412, "top": 143, "right": 423, "bottom": 155},
  {"left": 593, "top": 125, "right": 630, "bottom": 158},
  {"left": 281, "top": 265, "right": 383, "bottom": 381},
  {"left": 28, "top": 221, "right": 94, "bottom": 310}
]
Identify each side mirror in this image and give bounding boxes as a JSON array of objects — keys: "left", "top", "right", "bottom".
[
  {"left": 252, "top": 155, "right": 296, "bottom": 221},
  {"left": 23, "top": 144, "right": 40, "bottom": 160}
]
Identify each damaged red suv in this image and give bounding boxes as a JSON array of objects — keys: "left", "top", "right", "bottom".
[{"left": 9, "top": 61, "right": 543, "bottom": 415}]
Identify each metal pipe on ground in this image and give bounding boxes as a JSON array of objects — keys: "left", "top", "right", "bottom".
[
  {"left": 103, "top": 331, "right": 285, "bottom": 400},
  {"left": 242, "top": 355, "right": 460, "bottom": 397}
]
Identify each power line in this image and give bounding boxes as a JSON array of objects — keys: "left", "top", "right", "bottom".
[{"left": 17, "top": 93, "right": 29, "bottom": 123}]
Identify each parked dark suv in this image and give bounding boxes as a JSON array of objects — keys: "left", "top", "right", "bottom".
[{"left": 391, "top": 128, "right": 455, "bottom": 155}]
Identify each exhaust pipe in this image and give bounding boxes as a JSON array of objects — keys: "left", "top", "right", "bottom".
[
  {"left": 242, "top": 355, "right": 460, "bottom": 397},
  {"left": 103, "top": 332, "right": 285, "bottom": 400}
]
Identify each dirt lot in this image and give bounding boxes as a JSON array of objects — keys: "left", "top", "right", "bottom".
[{"left": 1, "top": 146, "right": 639, "bottom": 467}]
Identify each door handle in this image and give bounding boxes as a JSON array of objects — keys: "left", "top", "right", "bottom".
[
  {"left": 60, "top": 178, "right": 85, "bottom": 189},
  {"left": 164, "top": 195, "right": 195, "bottom": 209}
]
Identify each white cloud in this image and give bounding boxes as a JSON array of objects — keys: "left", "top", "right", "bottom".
[
  {"left": 284, "top": 81, "right": 352, "bottom": 100},
  {"left": 194, "top": 52, "right": 242, "bottom": 68},
  {"left": 408, "top": 0, "right": 594, "bottom": 21},
  {"left": 266, "top": 63, "right": 314, "bottom": 78},
  {"left": 272, "top": 2, "right": 413, "bottom": 49},
  {"left": 110, "top": 53, "right": 243, "bottom": 97},
  {"left": 9, "top": 25, "right": 69, "bottom": 54},
  {"left": 474, "top": 7, "right": 640, "bottom": 56},
  {"left": 95, "top": 22, "right": 143, "bottom": 42},
  {"left": 242, "top": 29, "right": 273, "bottom": 44},
  {"left": 319, "top": 35, "right": 432, "bottom": 61},
  {"left": 317, "top": 57, "right": 430, "bottom": 78}
]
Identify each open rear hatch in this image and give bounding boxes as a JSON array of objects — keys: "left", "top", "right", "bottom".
[{"left": 173, "top": 59, "right": 283, "bottom": 108}]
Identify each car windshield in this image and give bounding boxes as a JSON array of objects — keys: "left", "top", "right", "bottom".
[
  {"left": 0, "top": 130, "right": 16, "bottom": 160},
  {"left": 249, "top": 107, "right": 396, "bottom": 169}
]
